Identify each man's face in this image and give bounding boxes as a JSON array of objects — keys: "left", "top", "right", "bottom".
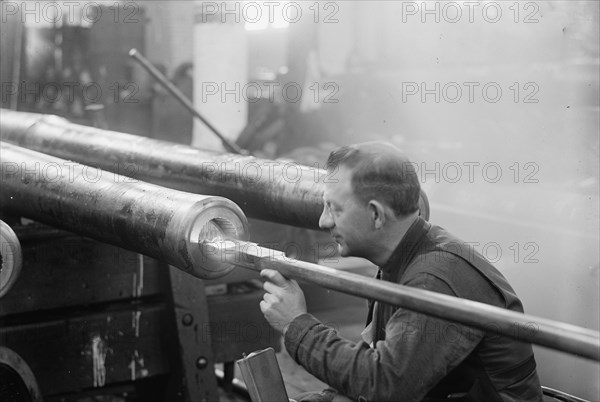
[{"left": 319, "top": 166, "right": 373, "bottom": 258}]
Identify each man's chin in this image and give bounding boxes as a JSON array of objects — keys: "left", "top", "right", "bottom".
[{"left": 332, "top": 239, "right": 350, "bottom": 257}]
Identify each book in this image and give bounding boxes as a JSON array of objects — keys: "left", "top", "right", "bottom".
[{"left": 236, "top": 347, "right": 290, "bottom": 402}]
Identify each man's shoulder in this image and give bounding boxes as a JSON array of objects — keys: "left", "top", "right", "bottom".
[
  {"left": 403, "top": 248, "right": 473, "bottom": 284},
  {"left": 424, "top": 225, "right": 476, "bottom": 254},
  {"left": 414, "top": 225, "right": 497, "bottom": 280},
  {"left": 408, "top": 224, "right": 477, "bottom": 274},
  {"left": 396, "top": 222, "right": 516, "bottom": 305},
  {"left": 402, "top": 247, "right": 506, "bottom": 306}
]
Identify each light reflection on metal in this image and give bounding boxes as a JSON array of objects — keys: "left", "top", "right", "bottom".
[
  {"left": 0, "top": 109, "right": 429, "bottom": 228},
  {"left": 0, "top": 142, "right": 248, "bottom": 279},
  {"left": 0, "top": 220, "right": 22, "bottom": 298}
]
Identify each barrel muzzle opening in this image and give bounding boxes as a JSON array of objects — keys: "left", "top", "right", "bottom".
[
  {"left": 0, "top": 220, "right": 23, "bottom": 299},
  {"left": 186, "top": 199, "right": 249, "bottom": 279}
]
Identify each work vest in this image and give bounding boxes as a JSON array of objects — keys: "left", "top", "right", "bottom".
[{"left": 366, "top": 217, "right": 542, "bottom": 401}]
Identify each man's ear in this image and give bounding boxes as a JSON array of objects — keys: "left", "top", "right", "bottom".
[{"left": 368, "top": 200, "right": 386, "bottom": 229}]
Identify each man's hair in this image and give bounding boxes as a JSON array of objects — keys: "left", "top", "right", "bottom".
[{"left": 326, "top": 142, "right": 421, "bottom": 217}]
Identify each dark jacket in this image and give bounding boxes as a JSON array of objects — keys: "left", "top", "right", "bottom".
[{"left": 285, "top": 217, "right": 543, "bottom": 401}]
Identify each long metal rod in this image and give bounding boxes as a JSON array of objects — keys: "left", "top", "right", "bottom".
[
  {"left": 208, "top": 240, "right": 600, "bottom": 362},
  {"left": 10, "top": 21, "right": 23, "bottom": 110},
  {"left": 0, "top": 110, "right": 429, "bottom": 228},
  {"left": 128, "top": 48, "right": 245, "bottom": 155}
]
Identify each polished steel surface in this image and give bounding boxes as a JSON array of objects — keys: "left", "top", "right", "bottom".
[
  {"left": 0, "top": 220, "right": 22, "bottom": 298},
  {"left": 0, "top": 346, "right": 42, "bottom": 402},
  {"left": 0, "top": 142, "right": 248, "bottom": 279},
  {"left": 0, "top": 110, "right": 429, "bottom": 228}
]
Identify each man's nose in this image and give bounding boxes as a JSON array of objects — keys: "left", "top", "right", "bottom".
[{"left": 319, "top": 207, "right": 333, "bottom": 229}]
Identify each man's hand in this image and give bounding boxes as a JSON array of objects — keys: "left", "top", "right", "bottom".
[{"left": 260, "top": 269, "right": 307, "bottom": 335}]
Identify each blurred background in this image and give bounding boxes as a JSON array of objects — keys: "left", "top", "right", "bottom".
[{"left": 1, "top": 1, "right": 598, "bottom": 400}]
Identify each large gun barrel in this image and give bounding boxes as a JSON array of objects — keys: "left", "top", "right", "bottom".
[
  {"left": 0, "top": 110, "right": 429, "bottom": 228},
  {"left": 0, "top": 142, "right": 248, "bottom": 279}
]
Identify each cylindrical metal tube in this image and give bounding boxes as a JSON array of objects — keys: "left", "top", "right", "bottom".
[
  {"left": 0, "top": 143, "right": 248, "bottom": 279},
  {"left": 0, "top": 220, "right": 22, "bottom": 298},
  {"left": 0, "top": 110, "right": 429, "bottom": 228},
  {"left": 0, "top": 347, "right": 42, "bottom": 402},
  {"left": 206, "top": 240, "right": 600, "bottom": 362}
]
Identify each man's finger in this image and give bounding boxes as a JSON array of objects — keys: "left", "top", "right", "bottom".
[
  {"left": 263, "top": 292, "right": 277, "bottom": 304},
  {"left": 259, "top": 299, "right": 268, "bottom": 314},
  {"left": 260, "top": 269, "right": 289, "bottom": 286},
  {"left": 263, "top": 279, "right": 284, "bottom": 295}
]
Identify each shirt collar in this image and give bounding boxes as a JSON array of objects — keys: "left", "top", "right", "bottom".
[{"left": 380, "top": 216, "right": 431, "bottom": 281}]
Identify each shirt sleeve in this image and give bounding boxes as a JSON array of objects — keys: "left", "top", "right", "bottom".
[{"left": 284, "top": 273, "right": 485, "bottom": 402}]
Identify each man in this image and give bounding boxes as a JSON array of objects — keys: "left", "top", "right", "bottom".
[{"left": 260, "top": 142, "right": 543, "bottom": 402}]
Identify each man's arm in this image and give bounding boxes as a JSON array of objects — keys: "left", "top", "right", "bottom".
[{"left": 263, "top": 270, "right": 485, "bottom": 401}]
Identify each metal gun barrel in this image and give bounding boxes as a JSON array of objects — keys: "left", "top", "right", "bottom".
[
  {"left": 0, "top": 142, "right": 248, "bottom": 279},
  {"left": 0, "top": 220, "right": 22, "bottom": 298},
  {"left": 0, "top": 109, "right": 429, "bottom": 228}
]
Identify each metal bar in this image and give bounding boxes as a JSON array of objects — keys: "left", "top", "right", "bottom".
[
  {"left": 541, "top": 386, "right": 589, "bottom": 402},
  {"left": 0, "top": 142, "right": 248, "bottom": 279},
  {"left": 203, "top": 240, "right": 600, "bottom": 362},
  {"left": 0, "top": 110, "right": 429, "bottom": 228},
  {"left": 128, "top": 48, "right": 245, "bottom": 155},
  {"left": 10, "top": 21, "right": 23, "bottom": 110}
]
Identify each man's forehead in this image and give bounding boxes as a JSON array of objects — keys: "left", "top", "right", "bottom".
[
  {"left": 323, "top": 166, "right": 353, "bottom": 199},
  {"left": 326, "top": 165, "right": 353, "bottom": 182}
]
